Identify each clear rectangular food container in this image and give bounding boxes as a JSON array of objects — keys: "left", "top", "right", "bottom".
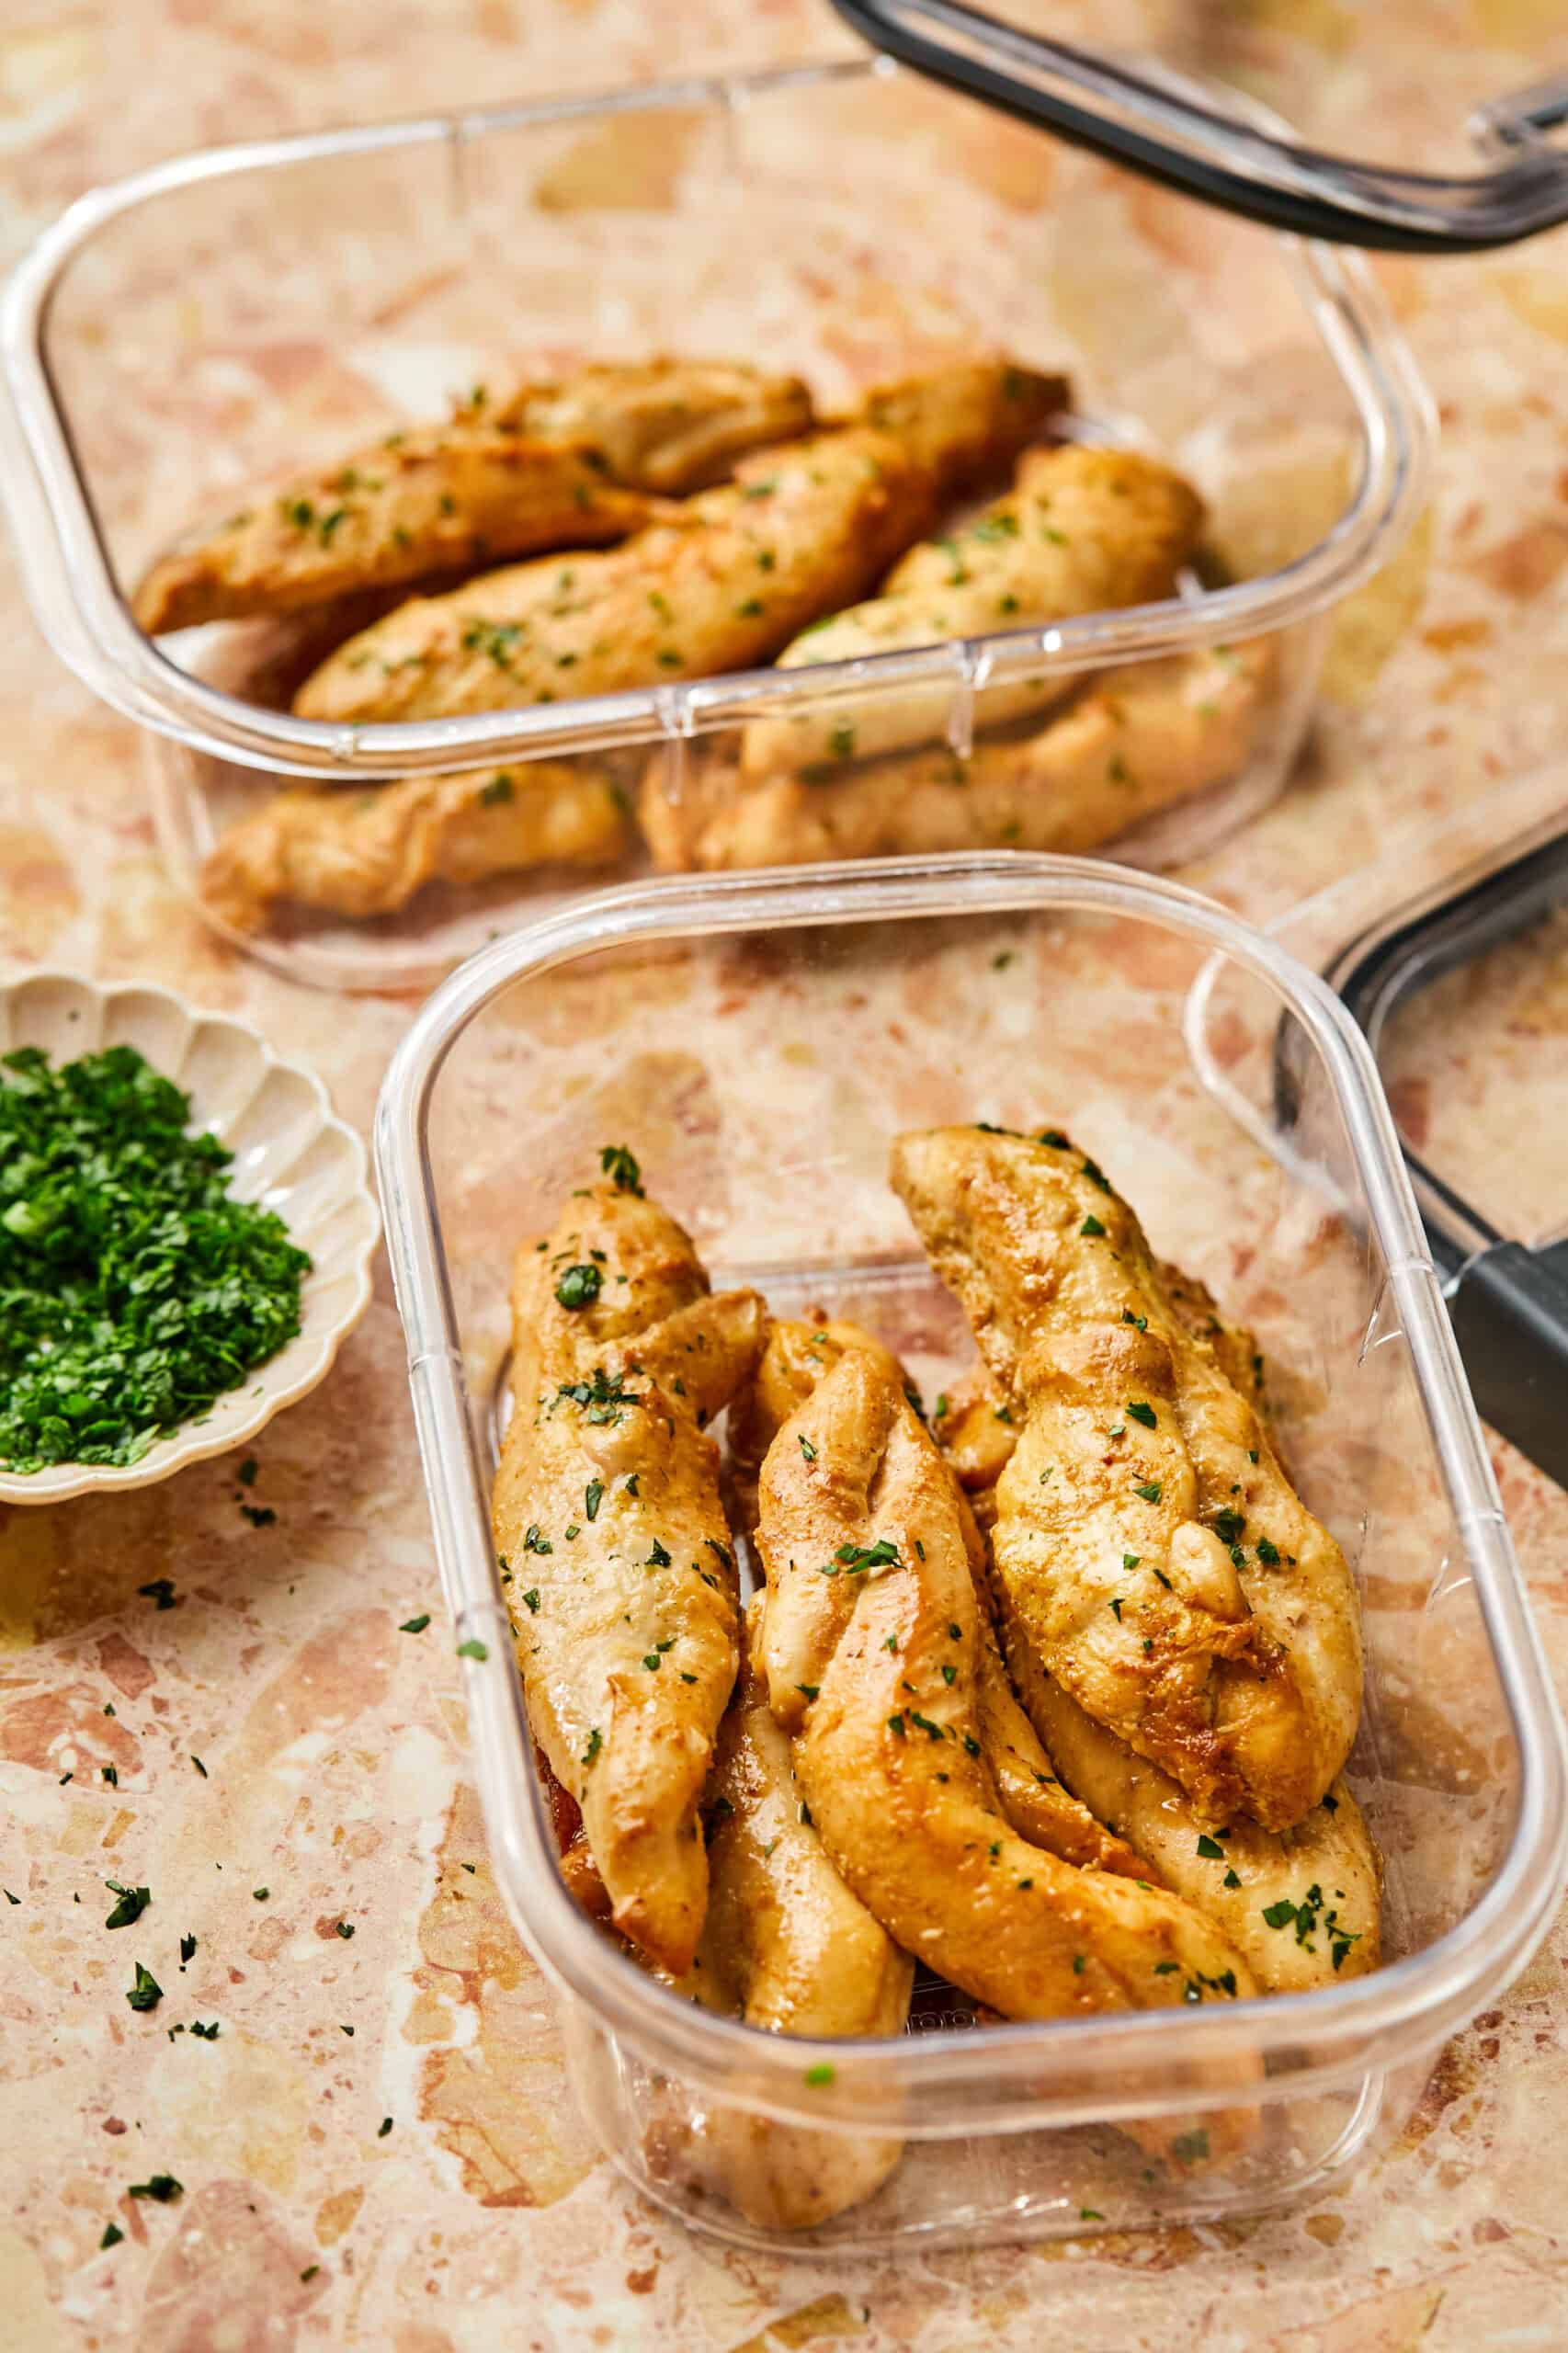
[
  {"left": 373, "top": 851, "right": 1565, "bottom": 2255},
  {"left": 0, "top": 56, "right": 1431, "bottom": 993}
]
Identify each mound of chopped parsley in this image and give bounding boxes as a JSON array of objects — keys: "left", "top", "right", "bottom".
[{"left": 0, "top": 1043, "right": 312, "bottom": 1472}]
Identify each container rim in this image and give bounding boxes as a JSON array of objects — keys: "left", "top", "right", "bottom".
[
  {"left": 0, "top": 54, "right": 1434, "bottom": 781},
  {"left": 372, "top": 852, "right": 1568, "bottom": 2139}
]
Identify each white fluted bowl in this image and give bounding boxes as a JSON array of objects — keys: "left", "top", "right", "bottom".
[{"left": 0, "top": 971, "right": 379, "bottom": 1502}]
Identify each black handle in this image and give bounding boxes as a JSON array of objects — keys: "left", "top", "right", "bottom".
[
  {"left": 830, "top": 0, "right": 1568, "bottom": 254},
  {"left": 1277, "top": 820, "right": 1568, "bottom": 1488}
]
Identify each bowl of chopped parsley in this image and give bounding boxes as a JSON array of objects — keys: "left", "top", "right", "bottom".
[{"left": 0, "top": 972, "right": 379, "bottom": 1501}]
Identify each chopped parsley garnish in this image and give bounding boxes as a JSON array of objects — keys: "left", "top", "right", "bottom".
[
  {"left": 0, "top": 1044, "right": 310, "bottom": 1473},
  {"left": 1072, "top": 1953, "right": 1086, "bottom": 1974},
  {"left": 126, "top": 1962, "right": 163, "bottom": 2012},
  {"left": 1080, "top": 1215, "right": 1107, "bottom": 1238},
  {"left": 100, "top": 2222, "right": 123, "bottom": 2249},
  {"left": 646, "top": 1538, "right": 672, "bottom": 1568},
  {"left": 253, "top": 1887, "right": 269, "bottom": 1902},
  {"left": 522, "top": 1525, "right": 551, "bottom": 1555},
  {"left": 101, "top": 1765, "right": 118, "bottom": 1787},
  {"left": 1222, "top": 1868, "right": 1242, "bottom": 1889},
  {"left": 104, "top": 1881, "right": 150, "bottom": 1930},
  {"left": 1134, "top": 1482, "right": 1163, "bottom": 1504},
  {"left": 940, "top": 1663, "right": 957, "bottom": 1684},
  {"left": 556, "top": 1367, "right": 640, "bottom": 1424},
  {"left": 554, "top": 1263, "right": 601, "bottom": 1310},
  {"left": 598, "top": 1142, "right": 643, "bottom": 1195},
  {"left": 1108, "top": 1598, "right": 1123, "bottom": 1621},
  {"left": 400, "top": 1614, "right": 431, "bottom": 1633},
  {"left": 1256, "top": 1537, "right": 1280, "bottom": 1564},
  {"left": 1126, "top": 1402, "right": 1157, "bottom": 1428},
  {"left": 129, "top": 2174, "right": 183, "bottom": 2203},
  {"left": 642, "top": 1653, "right": 663, "bottom": 1672},
  {"left": 1121, "top": 1310, "right": 1147, "bottom": 1330},
  {"left": 179, "top": 1934, "right": 197, "bottom": 1963},
  {"left": 456, "top": 1638, "right": 489, "bottom": 1662},
  {"left": 584, "top": 1479, "right": 604, "bottom": 1521},
  {"left": 1122, "top": 1554, "right": 1141, "bottom": 1571},
  {"left": 378, "top": 2117, "right": 393, "bottom": 2138},
  {"left": 908, "top": 1711, "right": 945, "bottom": 1742},
  {"left": 797, "top": 1684, "right": 820, "bottom": 1702},
  {"left": 335, "top": 1920, "right": 354, "bottom": 1939},
  {"left": 887, "top": 1712, "right": 906, "bottom": 1738},
  {"left": 521, "top": 1588, "right": 540, "bottom": 1614},
  {"left": 138, "top": 1579, "right": 178, "bottom": 1610},
  {"left": 1196, "top": 1834, "right": 1224, "bottom": 1859},
  {"left": 479, "top": 772, "right": 514, "bottom": 806},
  {"left": 829, "top": 725, "right": 857, "bottom": 759},
  {"left": 804, "top": 2063, "right": 835, "bottom": 2087},
  {"left": 1213, "top": 1508, "right": 1245, "bottom": 1545},
  {"left": 799, "top": 1434, "right": 817, "bottom": 1461},
  {"left": 582, "top": 1727, "right": 602, "bottom": 1766}
]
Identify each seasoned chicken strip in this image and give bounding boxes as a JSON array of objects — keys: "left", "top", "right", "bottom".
[
  {"left": 737, "top": 444, "right": 1204, "bottom": 780},
  {"left": 492, "top": 1171, "right": 765, "bottom": 1973},
  {"left": 853, "top": 358, "right": 1068, "bottom": 502},
  {"left": 132, "top": 429, "right": 655, "bottom": 636},
  {"left": 995, "top": 1601, "right": 1380, "bottom": 1994},
  {"left": 935, "top": 1256, "right": 1268, "bottom": 1530},
  {"left": 200, "top": 761, "right": 630, "bottom": 934},
  {"left": 734, "top": 1315, "right": 1141, "bottom": 1879},
  {"left": 928, "top": 1291, "right": 1381, "bottom": 1991},
  {"left": 891, "top": 1127, "right": 1364, "bottom": 1831},
  {"left": 486, "top": 358, "right": 815, "bottom": 493},
  {"left": 294, "top": 426, "right": 927, "bottom": 725},
  {"left": 653, "top": 640, "right": 1270, "bottom": 873},
  {"left": 654, "top": 1597, "right": 912, "bottom": 2233},
  {"left": 757, "top": 1352, "right": 1258, "bottom": 2035},
  {"left": 133, "top": 359, "right": 813, "bottom": 634}
]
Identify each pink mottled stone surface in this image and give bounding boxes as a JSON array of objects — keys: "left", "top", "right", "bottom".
[{"left": 4, "top": 3, "right": 1568, "bottom": 2346}]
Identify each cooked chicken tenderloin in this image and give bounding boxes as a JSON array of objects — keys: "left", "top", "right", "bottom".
[
  {"left": 201, "top": 762, "right": 630, "bottom": 933},
  {"left": 891, "top": 1125, "right": 1363, "bottom": 1832},
  {"left": 492, "top": 1175, "right": 765, "bottom": 1973},
  {"left": 756, "top": 1351, "right": 1258, "bottom": 2028}
]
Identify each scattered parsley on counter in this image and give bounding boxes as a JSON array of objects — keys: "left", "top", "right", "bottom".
[
  {"left": 129, "top": 2175, "right": 183, "bottom": 2204},
  {"left": 456, "top": 1639, "right": 489, "bottom": 1663},
  {"left": 126, "top": 1963, "right": 163, "bottom": 2012},
  {"left": 399, "top": 1615, "right": 431, "bottom": 1634},
  {"left": 138, "top": 1579, "right": 178, "bottom": 1611},
  {"left": 104, "top": 1881, "right": 150, "bottom": 1930},
  {"left": 237, "top": 1458, "right": 258, "bottom": 1485},
  {"left": 190, "top": 1756, "right": 207, "bottom": 1778},
  {"left": 803, "top": 2063, "right": 835, "bottom": 2087},
  {"left": 253, "top": 1887, "right": 270, "bottom": 1902},
  {"left": 378, "top": 2117, "right": 393, "bottom": 2137},
  {"left": 335, "top": 1920, "right": 354, "bottom": 1940},
  {"left": 179, "top": 1934, "right": 197, "bottom": 1965},
  {"left": 0, "top": 1044, "right": 311, "bottom": 1472},
  {"left": 99, "top": 2222, "right": 124, "bottom": 2249}
]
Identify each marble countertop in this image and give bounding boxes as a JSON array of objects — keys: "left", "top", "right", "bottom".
[{"left": 4, "top": 4, "right": 1568, "bottom": 2346}]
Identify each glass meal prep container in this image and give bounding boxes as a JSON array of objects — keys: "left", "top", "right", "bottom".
[
  {"left": 373, "top": 852, "right": 1565, "bottom": 2256},
  {"left": 0, "top": 55, "right": 1431, "bottom": 994}
]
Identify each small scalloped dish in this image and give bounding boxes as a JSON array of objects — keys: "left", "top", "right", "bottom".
[{"left": 0, "top": 971, "right": 379, "bottom": 1503}]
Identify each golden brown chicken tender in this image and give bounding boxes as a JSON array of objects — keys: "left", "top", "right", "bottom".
[
  {"left": 293, "top": 425, "right": 927, "bottom": 725},
  {"left": 486, "top": 358, "right": 815, "bottom": 492},
  {"left": 132, "top": 430, "right": 654, "bottom": 636},
  {"left": 492, "top": 1172, "right": 765, "bottom": 1973},
  {"left": 853, "top": 358, "right": 1068, "bottom": 503},
  {"left": 732, "top": 1314, "right": 1142, "bottom": 1881},
  {"left": 891, "top": 1126, "right": 1364, "bottom": 1833},
  {"left": 653, "top": 1596, "right": 913, "bottom": 2233},
  {"left": 133, "top": 358, "right": 815, "bottom": 634},
  {"left": 200, "top": 761, "right": 631, "bottom": 934},
  {"left": 756, "top": 1351, "right": 1258, "bottom": 2030},
  {"left": 652, "top": 640, "right": 1270, "bottom": 872},
  {"left": 736, "top": 443, "right": 1205, "bottom": 780}
]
